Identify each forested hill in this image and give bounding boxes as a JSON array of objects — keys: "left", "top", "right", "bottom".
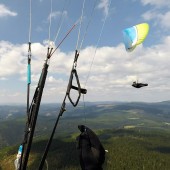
[
  {"left": 0, "top": 101, "right": 170, "bottom": 169},
  {"left": 0, "top": 101, "right": 170, "bottom": 148},
  {"left": 0, "top": 128, "right": 170, "bottom": 169}
]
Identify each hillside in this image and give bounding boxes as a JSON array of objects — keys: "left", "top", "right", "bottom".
[
  {"left": 0, "top": 128, "right": 170, "bottom": 170},
  {"left": 0, "top": 101, "right": 170, "bottom": 169},
  {"left": 0, "top": 101, "right": 170, "bottom": 147}
]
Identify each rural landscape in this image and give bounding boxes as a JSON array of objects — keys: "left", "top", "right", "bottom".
[
  {"left": 0, "top": 101, "right": 170, "bottom": 169},
  {"left": 0, "top": 0, "right": 170, "bottom": 170}
]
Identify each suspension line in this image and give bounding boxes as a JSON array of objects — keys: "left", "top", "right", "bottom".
[
  {"left": 48, "top": 0, "right": 53, "bottom": 47},
  {"left": 76, "top": 0, "right": 86, "bottom": 51},
  {"left": 28, "top": 0, "right": 32, "bottom": 43},
  {"left": 53, "top": 0, "right": 70, "bottom": 44},
  {"left": 84, "top": 0, "right": 112, "bottom": 87},
  {"left": 78, "top": 0, "right": 98, "bottom": 53}
]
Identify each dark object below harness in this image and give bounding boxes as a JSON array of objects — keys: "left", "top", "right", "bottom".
[{"left": 76, "top": 125, "right": 105, "bottom": 170}]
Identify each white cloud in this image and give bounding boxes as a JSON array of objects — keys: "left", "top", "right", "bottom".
[
  {"left": 158, "top": 12, "right": 170, "bottom": 29},
  {"left": 0, "top": 36, "right": 170, "bottom": 103},
  {"left": 0, "top": 4, "right": 17, "bottom": 17},
  {"left": 142, "top": 10, "right": 157, "bottom": 21},
  {"left": 140, "top": 0, "right": 170, "bottom": 8},
  {"left": 97, "top": 0, "right": 110, "bottom": 16},
  {"left": 0, "top": 41, "right": 26, "bottom": 77},
  {"left": 0, "top": 77, "right": 7, "bottom": 80},
  {"left": 142, "top": 10, "right": 170, "bottom": 29},
  {"left": 48, "top": 10, "right": 67, "bottom": 21},
  {"left": 141, "top": 0, "right": 170, "bottom": 30}
]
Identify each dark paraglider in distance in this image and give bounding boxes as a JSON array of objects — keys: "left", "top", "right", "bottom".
[{"left": 132, "top": 81, "right": 148, "bottom": 88}]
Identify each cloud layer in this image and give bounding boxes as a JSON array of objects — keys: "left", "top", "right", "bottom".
[
  {"left": 0, "top": 1, "right": 169, "bottom": 103},
  {"left": 140, "top": 0, "right": 170, "bottom": 8},
  {"left": 141, "top": 0, "right": 170, "bottom": 30},
  {"left": 0, "top": 4, "right": 17, "bottom": 17},
  {"left": 0, "top": 35, "right": 170, "bottom": 103},
  {"left": 97, "top": 0, "right": 110, "bottom": 16}
]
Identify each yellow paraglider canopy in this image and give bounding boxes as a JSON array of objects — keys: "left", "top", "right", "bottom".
[{"left": 122, "top": 23, "right": 149, "bottom": 52}]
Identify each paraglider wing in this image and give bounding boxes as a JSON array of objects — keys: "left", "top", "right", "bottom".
[{"left": 123, "top": 23, "right": 149, "bottom": 52}]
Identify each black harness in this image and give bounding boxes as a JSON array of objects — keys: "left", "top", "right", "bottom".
[{"left": 77, "top": 125, "right": 105, "bottom": 170}]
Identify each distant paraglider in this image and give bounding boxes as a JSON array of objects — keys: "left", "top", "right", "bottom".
[
  {"left": 132, "top": 81, "right": 148, "bottom": 88},
  {"left": 123, "top": 23, "right": 149, "bottom": 88}
]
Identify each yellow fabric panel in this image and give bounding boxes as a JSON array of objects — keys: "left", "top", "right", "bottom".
[{"left": 136, "top": 23, "right": 149, "bottom": 45}]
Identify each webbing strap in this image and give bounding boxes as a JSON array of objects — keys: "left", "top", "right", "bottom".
[
  {"left": 67, "top": 69, "right": 87, "bottom": 107},
  {"left": 66, "top": 50, "right": 87, "bottom": 107}
]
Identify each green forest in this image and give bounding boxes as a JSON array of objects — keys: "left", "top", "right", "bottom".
[
  {"left": 0, "top": 102, "right": 170, "bottom": 169},
  {"left": 1, "top": 128, "right": 170, "bottom": 170}
]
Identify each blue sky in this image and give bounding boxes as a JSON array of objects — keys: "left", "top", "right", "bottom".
[{"left": 0, "top": 0, "right": 170, "bottom": 104}]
